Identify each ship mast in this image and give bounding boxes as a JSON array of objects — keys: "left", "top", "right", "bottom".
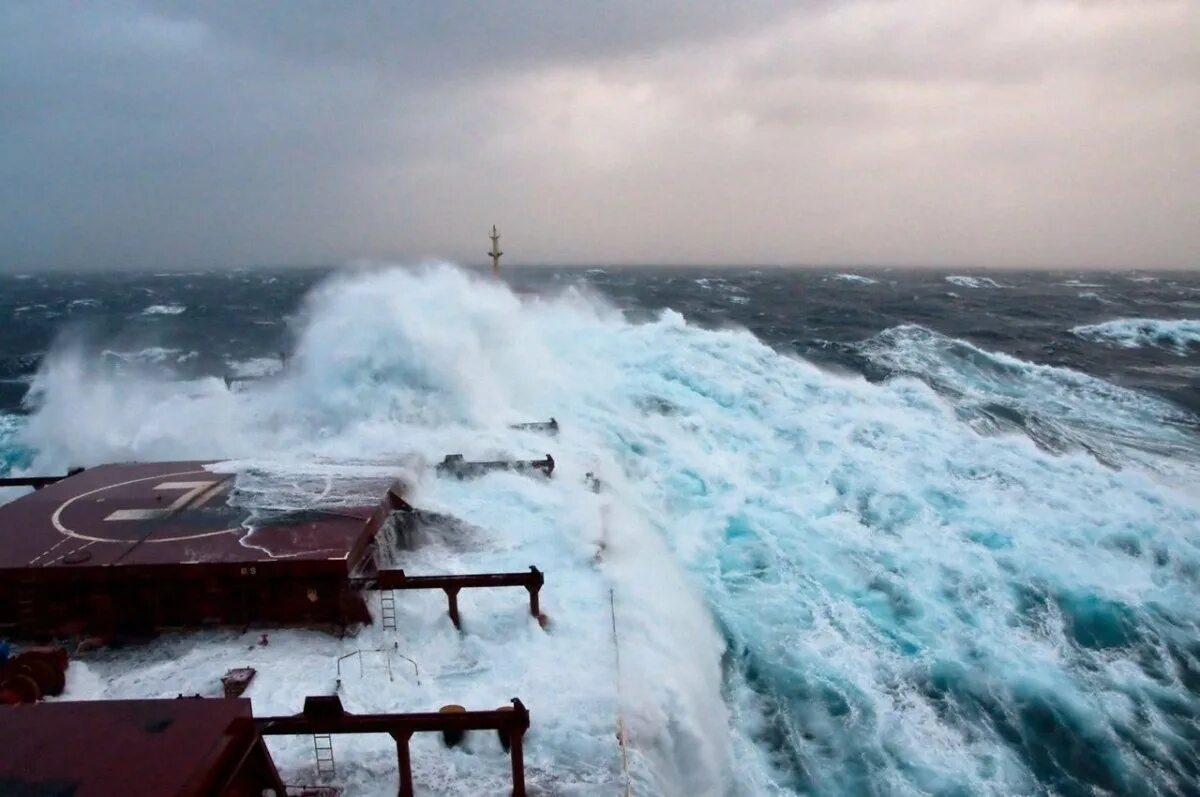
[{"left": 488, "top": 225, "right": 503, "bottom": 276}]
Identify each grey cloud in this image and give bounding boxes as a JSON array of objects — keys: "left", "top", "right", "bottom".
[{"left": 1, "top": 0, "right": 1197, "bottom": 271}]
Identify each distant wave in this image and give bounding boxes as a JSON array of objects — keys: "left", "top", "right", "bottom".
[
  {"left": 1072, "top": 318, "right": 1200, "bottom": 355},
  {"left": 946, "top": 275, "right": 1003, "bottom": 289},
  {"left": 101, "top": 347, "right": 197, "bottom": 365},
  {"left": 856, "top": 323, "right": 1200, "bottom": 470},
  {"left": 142, "top": 303, "right": 186, "bottom": 315},
  {"left": 832, "top": 273, "right": 878, "bottom": 285}
]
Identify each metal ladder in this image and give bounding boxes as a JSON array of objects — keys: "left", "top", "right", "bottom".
[
  {"left": 313, "top": 733, "right": 336, "bottom": 779},
  {"left": 379, "top": 590, "right": 397, "bottom": 631}
]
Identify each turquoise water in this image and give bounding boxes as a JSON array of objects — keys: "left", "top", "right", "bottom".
[{"left": 3, "top": 265, "right": 1199, "bottom": 794}]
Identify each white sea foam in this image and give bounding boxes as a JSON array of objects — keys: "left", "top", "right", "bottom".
[
  {"left": 12, "top": 265, "right": 1200, "bottom": 795},
  {"left": 142, "top": 303, "right": 187, "bottom": 315},
  {"left": 832, "top": 273, "right": 878, "bottom": 285},
  {"left": 1072, "top": 318, "right": 1200, "bottom": 355},
  {"left": 946, "top": 275, "right": 1004, "bottom": 289},
  {"left": 100, "top": 347, "right": 196, "bottom": 366},
  {"left": 227, "top": 356, "right": 285, "bottom": 379},
  {"left": 858, "top": 324, "right": 1200, "bottom": 469}
]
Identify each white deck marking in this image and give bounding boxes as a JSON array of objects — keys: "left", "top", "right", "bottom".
[
  {"left": 104, "top": 480, "right": 219, "bottom": 522},
  {"left": 52, "top": 470, "right": 239, "bottom": 544}
]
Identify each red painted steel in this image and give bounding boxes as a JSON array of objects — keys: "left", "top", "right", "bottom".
[
  {"left": 256, "top": 696, "right": 530, "bottom": 797},
  {"left": 0, "top": 645, "right": 68, "bottom": 703},
  {"left": 0, "top": 698, "right": 286, "bottom": 797},
  {"left": 363, "top": 567, "right": 545, "bottom": 629},
  {"left": 0, "top": 462, "right": 398, "bottom": 636}
]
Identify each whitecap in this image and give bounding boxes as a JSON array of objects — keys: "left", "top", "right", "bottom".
[
  {"left": 946, "top": 275, "right": 1004, "bottom": 289},
  {"left": 1072, "top": 318, "right": 1200, "bottom": 355},
  {"left": 12, "top": 265, "right": 1200, "bottom": 795},
  {"left": 142, "top": 304, "right": 187, "bottom": 315}
]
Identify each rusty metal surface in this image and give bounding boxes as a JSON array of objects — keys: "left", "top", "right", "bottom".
[
  {"left": 256, "top": 696, "right": 530, "bottom": 736},
  {"left": 0, "top": 698, "right": 283, "bottom": 797},
  {"left": 0, "top": 462, "right": 396, "bottom": 635},
  {"left": 366, "top": 566, "right": 543, "bottom": 592},
  {"left": 436, "top": 453, "right": 555, "bottom": 479},
  {"left": 0, "top": 462, "right": 380, "bottom": 572},
  {"left": 362, "top": 567, "right": 545, "bottom": 629},
  {"left": 258, "top": 696, "right": 530, "bottom": 797}
]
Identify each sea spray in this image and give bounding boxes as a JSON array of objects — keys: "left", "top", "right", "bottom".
[{"left": 11, "top": 264, "right": 1200, "bottom": 794}]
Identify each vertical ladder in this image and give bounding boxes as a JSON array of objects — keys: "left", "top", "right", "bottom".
[
  {"left": 380, "top": 590, "right": 397, "bottom": 631},
  {"left": 313, "top": 733, "right": 336, "bottom": 779}
]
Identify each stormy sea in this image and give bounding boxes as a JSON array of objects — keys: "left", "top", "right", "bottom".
[{"left": 1, "top": 264, "right": 1198, "bottom": 796}]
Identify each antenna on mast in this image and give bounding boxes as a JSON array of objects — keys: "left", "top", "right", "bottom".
[{"left": 488, "top": 225, "right": 503, "bottom": 276}]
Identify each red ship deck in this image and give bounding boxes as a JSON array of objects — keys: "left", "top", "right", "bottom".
[
  {"left": 0, "top": 462, "right": 399, "bottom": 636},
  {"left": 0, "top": 698, "right": 284, "bottom": 797}
]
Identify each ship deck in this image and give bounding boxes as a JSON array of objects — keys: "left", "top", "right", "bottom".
[
  {"left": 0, "top": 698, "right": 284, "bottom": 796},
  {"left": 0, "top": 461, "right": 399, "bottom": 636}
]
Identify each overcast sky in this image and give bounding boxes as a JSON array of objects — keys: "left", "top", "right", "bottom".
[{"left": 2, "top": 1, "right": 1198, "bottom": 271}]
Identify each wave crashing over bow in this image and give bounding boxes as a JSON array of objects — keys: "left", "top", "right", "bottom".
[{"left": 7, "top": 265, "right": 1200, "bottom": 795}]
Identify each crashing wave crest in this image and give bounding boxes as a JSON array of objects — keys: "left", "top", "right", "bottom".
[
  {"left": 855, "top": 324, "right": 1200, "bottom": 469},
  {"left": 946, "top": 275, "right": 1003, "bottom": 289},
  {"left": 9, "top": 265, "right": 1200, "bottom": 795},
  {"left": 142, "top": 303, "right": 187, "bottom": 315},
  {"left": 1072, "top": 318, "right": 1200, "bottom": 355}
]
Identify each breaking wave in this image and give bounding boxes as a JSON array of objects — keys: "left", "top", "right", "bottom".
[
  {"left": 946, "top": 275, "right": 1003, "bottom": 289},
  {"left": 831, "top": 274, "right": 878, "bottom": 285},
  {"left": 142, "top": 303, "right": 187, "bottom": 315},
  {"left": 856, "top": 324, "right": 1200, "bottom": 470},
  {"left": 9, "top": 265, "right": 1200, "bottom": 795},
  {"left": 100, "top": 347, "right": 198, "bottom": 367},
  {"left": 1072, "top": 318, "right": 1200, "bottom": 356}
]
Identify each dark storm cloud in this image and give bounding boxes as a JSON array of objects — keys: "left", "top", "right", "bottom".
[{"left": 1, "top": 1, "right": 1197, "bottom": 271}]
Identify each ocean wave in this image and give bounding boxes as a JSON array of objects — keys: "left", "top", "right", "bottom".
[
  {"left": 10, "top": 266, "right": 1200, "bottom": 795},
  {"left": 946, "top": 275, "right": 1004, "bottom": 289},
  {"left": 0, "top": 414, "right": 33, "bottom": 504},
  {"left": 856, "top": 324, "right": 1199, "bottom": 468},
  {"left": 832, "top": 273, "right": 878, "bottom": 285},
  {"left": 101, "top": 347, "right": 198, "bottom": 365},
  {"left": 1072, "top": 318, "right": 1200, "bottom": 355},
  {"left": 226, "top": 356, "right": 285, "bottom": 379},
  {"left": 141, "top": 303, "right": 187, "bottom": 315}
]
